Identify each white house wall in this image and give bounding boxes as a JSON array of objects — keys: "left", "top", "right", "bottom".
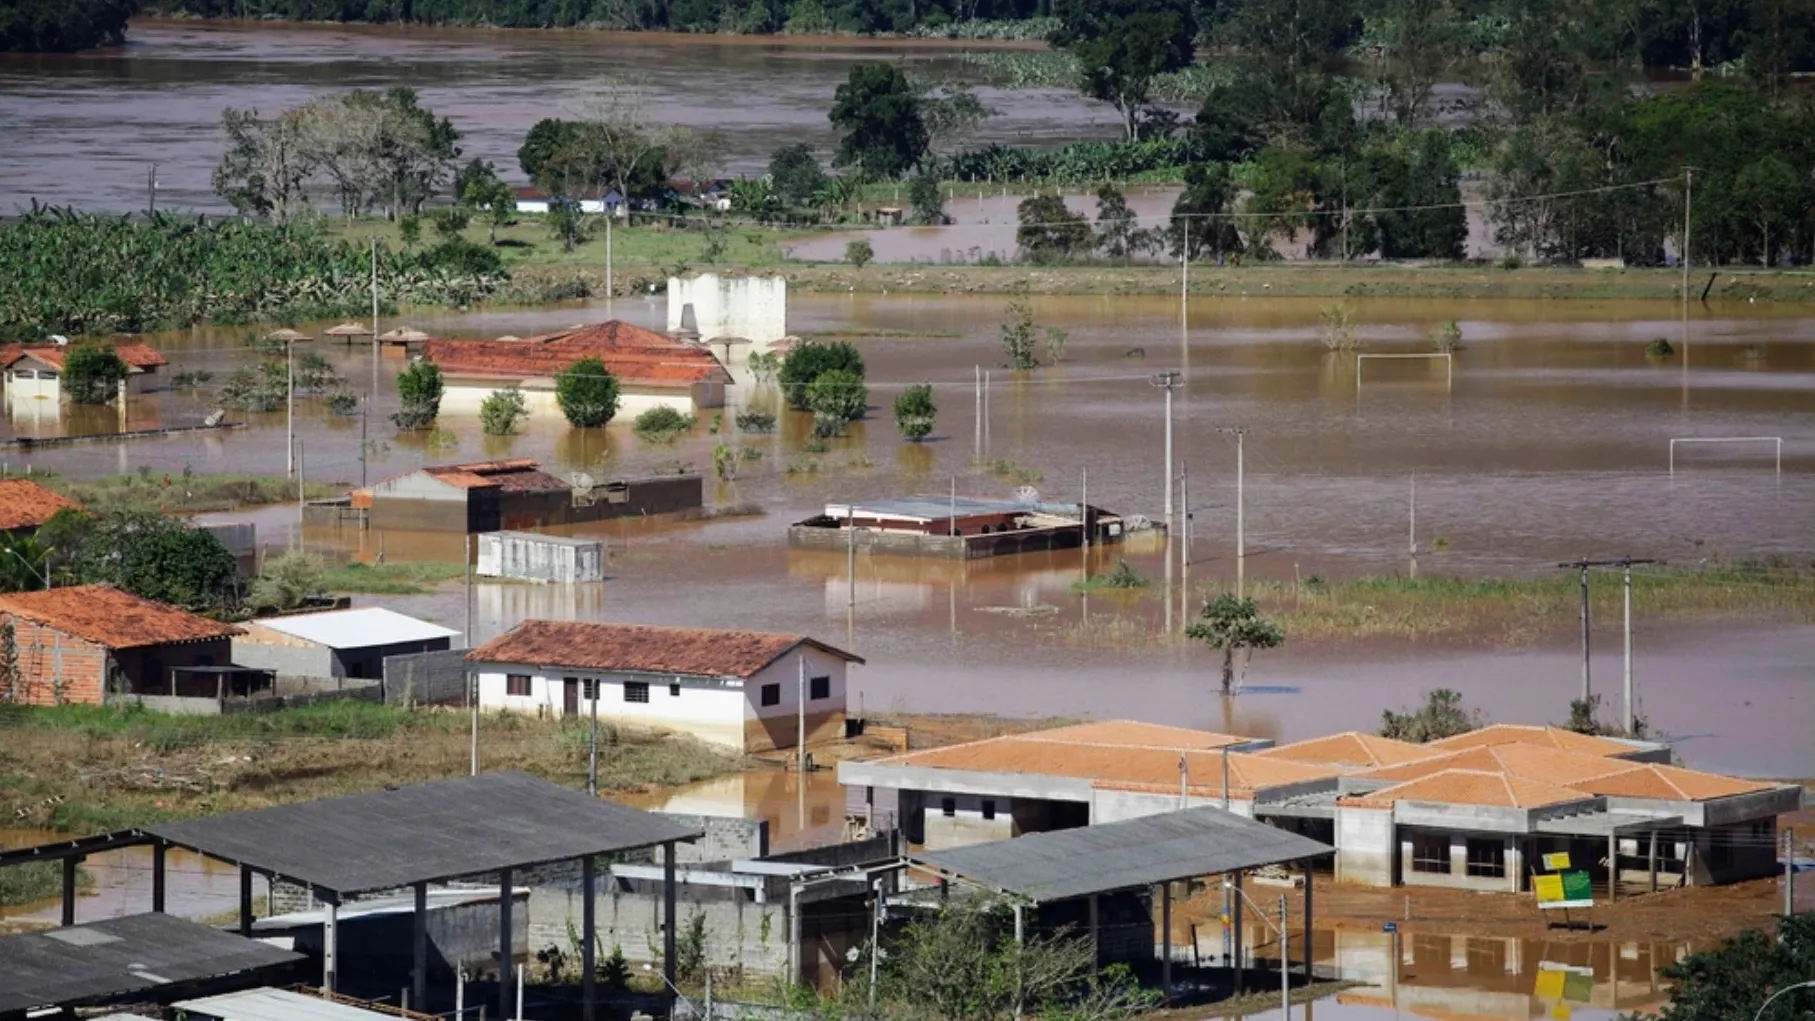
[
  {"left": 741, "top": 645, "right": 848, "bottom": 751},
  {"left": 1336, "top": 805, "right": 1396, "bottom": 886},
  {"left": 477, "top": 669, "right": 750, "bottom": 750},
  {"left": 443, "top": 384, "right": 703, "bottom": 418},
  {"left": 667, "top": 274, "right": 788, "bottom": 351}
]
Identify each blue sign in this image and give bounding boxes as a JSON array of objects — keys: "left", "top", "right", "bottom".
[{"left": 1382, "top": 922, "right": 1398, "bottom": 933}]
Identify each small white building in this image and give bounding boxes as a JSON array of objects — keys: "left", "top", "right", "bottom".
[
  {"left": 1, "top": 340, "right": 168, "bottom": 402},
  {"left": 476, "top": 530, "right": 605, "bottom": 583},
  {"left": 667, "top": 274, "right": 788, "bottom": 356},
  {"left": 466, "top": 620, "right": 862, "bottom": 753}
]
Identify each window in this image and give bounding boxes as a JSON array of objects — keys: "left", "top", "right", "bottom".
[
  {"left": 809, "top": 675, "right": 830, "bottom": 700},
  {"left": 1411, "top": 833, "right": 1450, "bottom": 874},
  {"left": 582, "top": 679, "right": 600, "bottom": 700},
  {"left": 624, "top": 681, "right": 649, "bottom": 703},
  {"left": 760, "top": 683, "right": 781, "bottom": 707},
  {"left": 982, "top": 800, "right": 997, "bottom": 821},
  {"left": 1465, "top": 838, "right": 1506, "bottom": 878},
  {"left": 38, "top": 371, "right": 57, "bottom": 380},
  {"left": 10, "top": 370, "right": 31, "bottom": 380},
  {"left": 506, "top": 674, "right": 531, "bottom": 697},
  {"left": 670, "top": 683, "right": 682, "bottom": 697},
  {"left": 941, "top": 797, "right": 956, "bottom": 818}
]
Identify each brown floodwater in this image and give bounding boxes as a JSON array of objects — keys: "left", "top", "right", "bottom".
[
  {"left": 0, "top": 20, "right": 1121, "bottom": 213},
  {"left": 7, "top": 294, "right": 1813, "bottom": 777}
]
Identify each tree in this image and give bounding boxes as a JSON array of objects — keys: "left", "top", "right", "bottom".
[
  {"left": 0, "top": 533, "right": 50, "bottom": 593},
  {"left": 1000, "top": 295, "right": 1039, "bottom": 370},
  {"left": 768, "top": 142, "right": 828, "bottom": 208},
  {"left": 894, "top": 382, "right": 936, "bottom": 440},
  {"left": 1380, "top": 688, "right": 1480, "bottom": 742},
  {"left": 0, "top": 0, "right": 137, "bottom": 52},
  {"left": 1169, "top": 163, "right": 1245, "bottom": 260},
  {"left": 779, "top": 340, "right": 865, "bottom": 411},
  {"left": 394, "top": 359, "right": 443, "bottom": 430},
  {"left": 249, "top": 550, "right": 325, "bottom": 611},
  {"left": 908, "top": 170, "right": 945, "bottom": 225},
  {"left": 459, "top": 160, "right": 517, "bottom": 244},
  {"left": 1016, "top": 194, "right": 1092, "bottom": 264},
  {"left": 555, "top": 358, "right": 621, "bottom": 428},
  {"left": 213, "top": 107, "right": 313, "bottom": 223},
  {"left": 63, "top": 346, "right": 127, "bottom": 404},
  {"left": 431, "top": 206, "right": 471, "bottom": 240},
  {"left": 1048, "top": 0, "right": 1197, "bottom": 141},
  {"left": 1093, "top": 184, "right": 1143, "bottom": 261},
  {"left": 829, "top": 63, "right": 929, "bottom": 178},
  {"left": 805, "top": 368, "right": 868, "bottom": 431},
  {"left": 845, "top": 238, "right": 875, "bottom": 268},
  {"left": 1732, "top": 155, "right": 1801, "bottom": 265},
  {"left": 51, "top": 510, "right": 236, "bottom": 612},
  {"left": 480, "top": 387, "right": 529, "bottom": 435},
  {"left": 1650, "top": 914, "right": 1815, "bottom": 1021},
  {"left": 552, "top": 83, "right": 677, "bottom": 215},
  {"left": 519, "top": 118, "right": 583, "bottom": 183},
  {"left": 1365, "top": 0, "right": 1467, "bottom": 125},
  {"left": 1184, "top": 594, "right": 1284, "bottom": 696}
]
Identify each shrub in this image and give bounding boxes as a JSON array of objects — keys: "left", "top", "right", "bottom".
[
  {"left": 479, "top": 387, "right": 528, "bottom": 436},
  {"left": 894, "top": 382, "right": 936, "bottom": 440},
  {"left": 554, "top": 358, "right": 620, "bottom": 428},
  {"left": 805, "top": 369, "right": 868, "bottom": 430},
  {"left": 393, "top": 359, "right": 443, "bottom": 430},
  {"left": 324, "top": 390, "right": 359, "bottom": 416},
  {"left": 845, "top": 238, "right": 874, "bottom": 269},
  {"left": 1000, "top": 295, "right": 1038, "bottom": 370},
  {"left": 633, "top": 405, "right": 694, "bottom": 442},
  {"left": 63, "top": 345, "right": 127, "bottom": 404},
  {"left": 735, "top": 408, "right": 777, "bottom": 433},
  {"left": 250, "top": 550, "right": 326, "bottom": 610},
  {"left": 907, "top": 171, "right": 944, "bottom": 225},
  {"left": 778, "top": 341, "right": 865, "bottom": 411},
  {"left": 1380, "top": 688, "right": 1480, "bottom": 742},
  {"left": 1429, "top": 320, "right": 1463, "bottom": 353},
  {"left": 1016, "top": 193, "right": 1091, "bottom": 264},
  {"left": 1646, "top": 337, "right": 1675, "bottom": 357}
]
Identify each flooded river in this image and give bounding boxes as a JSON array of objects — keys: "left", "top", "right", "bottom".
[
  {"left": 7, "top": 293, "right": 1811, "bottom": 776},
  {"left": 0, "top": 20, "right": 1118, "bottom": 213}
]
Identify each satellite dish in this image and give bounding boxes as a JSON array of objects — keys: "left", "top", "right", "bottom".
[
  {"left": 48, "top": 335, "right": 70, "bottom": 346},
  {"left": 571, "top": 472, "right": 598, "bottom": 508},
  {"left": 1011, "top": 486, "right": 1040, "bottom": 505}
]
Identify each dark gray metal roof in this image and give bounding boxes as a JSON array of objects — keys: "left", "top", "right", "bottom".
[
  {"left": 912, "top": 807, "right": 1333, "bottom": 903},
  {"left": 0, "top": 913, "right": 301, "bottom": 1016},
  {"left": 145, "top": 771, "right": 701, "bottom": 897}
]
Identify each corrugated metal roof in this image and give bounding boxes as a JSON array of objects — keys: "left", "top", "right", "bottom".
[
  {"left": 146, "top": 771, "right": 701, "bottom": 897},
  {"left": 251, "top": 607, "right": 459, "bottom": 649},
  {"left": 912, "top": 806, "right": 1332, "bottom": 903},
  {"left": 0, "top": 914, "right": 300, "bottom": 1015},
  {"left": 175, "top": 987, "right": 397, "bottom": 1021}
]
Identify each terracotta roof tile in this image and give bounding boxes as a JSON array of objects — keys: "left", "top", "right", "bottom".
[
  {"left": 0, "top": 478, "right": 82, "bottom": 532},
  {"left": 0, "top": 584, "right": 240, "bottom": 649},
  {"left": 1348, "top": 769, "right": 1595, "bottom": 810},
  {"left": 1427, "top": 724, "right": 1642, "bottom": 757},
  {"left": 467, "top": 620, "right": 863, "bottom": 678},
  {"left": 1257, "top": 732, "right": 1431, "bottom": 768},
  {"left": 421, "top": 459, "right": 568, "bottom": 492},
  {"left": 1, "top": 341, "right": 167, "bottom": 372},
  {"left": 1357, "top": 744, "right": 1639, "bottom": 786},
  {"left": 1569, "top": 763, "right": 1774, "bottom": 801},
  {"left": 424, "top": 321, "right": 729, "bottom": 388}
]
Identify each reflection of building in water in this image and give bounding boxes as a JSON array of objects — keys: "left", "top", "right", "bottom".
[
  {"left": 5, "top": 387, "right": 59, "bottom": 436},
  {"left": 474, "top": 577, "right": 608, "bottom": 645},
  {"left": 788, "top": 547, "right": 1094, "bottom": 616},
  {"left": 629, "top": 770, "right": 847, "bottom": 848},
  {"left": 790, "top": 494, "right": 1125, "bottom": 560}
]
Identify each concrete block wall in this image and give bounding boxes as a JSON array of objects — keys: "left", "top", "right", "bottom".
[
  {"left": 656, "top": 815, "right": 770, "bottom": 863},
  {"left": 1336, "top": 806, "right": 1395, "bottom": 886},
  {"left": 527, "top": 882, "right": 790, "bottom": 977},
  {"left": 383, "top": 649, "right": 470, "bottom": 706},
  {"left": 1397, "top": 827, "right": 1521, "bottom": 894},
  {"left": 920, "top": 792, "right": 1016, "bottom": 851}
]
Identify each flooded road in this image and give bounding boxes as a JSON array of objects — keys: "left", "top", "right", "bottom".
[
  {"left": 0, "top": 20, "right": 1118, "bottom": 213},
  {"left": 6, "top": 294, "right": 1813, "bottom": 776}
]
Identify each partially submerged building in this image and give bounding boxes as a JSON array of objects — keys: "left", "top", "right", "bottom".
[
  {"left": 790, "top": 495, "right": 1126, "bottom": 559},
  {"left": 840, "top": 720, "right": 1800, "bottom": 895},
  {"left": 0, "top": 583, "right": 241, "bottom": 705},
  {"left": 352, "top": 459, "right": 702, "bottom": 532},
  {"left": 477, "top": 530, "right": 606, "bottom": 583},
  {"left": 233, "top": 607, "right": 459, "bottom": 680},
  {"left": 1, "top": 340, "right": 167, "bottom": 401},
  {"left": 467, "top": 620, "right": 863, "bottom": 752},
  {"left": 667, "top": 273, "right": 789, "bottom": 356},
  {"left": 424, "top": 320, "right": 731, "bottom": 418}
]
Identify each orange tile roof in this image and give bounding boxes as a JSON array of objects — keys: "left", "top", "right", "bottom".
[
  {"left": 1258, "top": 731, "right": 1431, "bottom": 768},
  {"left": 1095, "top": 752, "right": 1341, "bottom": 798},
  {"left": 1, "top": 341, "right": 167, "bottom": 372},
  {"left": 1427, "top": 724, "right": 1642, "bottom": 758},
  {"left": 467, "top": 620, "right": 863, "bottom": 678},
  {"left": 424, "top": 321, "right": 730, "bottom": 388},
  {"left": 0, "top": 478, "right": 81, "bottom": 532},
  {"left": 0, "top": 584, "right": 240, "bottom": 649},
  {"left": 1348, "top": 769, "right": 1595, "bottom": 810},
  {"left": 1023, "top": 720, "right": 1257, "bottom": 751},
  {"left": 1358, "top": 744, "right": 1639, "bottom": 787},
  {"left": 1569, "top": 763, "right": 1774, "bottom": 801}
]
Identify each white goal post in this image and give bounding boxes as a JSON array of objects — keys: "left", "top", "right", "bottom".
[
  {"left": 1356, "top": 352, "right": 1454, "bottom": 392},
  {"left": 1668, "top": 436, "right": 1783, "bottom": 477}
]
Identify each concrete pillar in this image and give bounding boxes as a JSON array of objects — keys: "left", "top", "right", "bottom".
[
  {"left": 61, "top": 856, "right": 79, "bottom": 926},
  {"left": 1608, "top": 832, "right": 1618, "bottom": 902},
  {"left": 239, "top": 865, "right": 254, "bottom": 934},
  {"left": 583, "top": 857, "right": 598, "bottom": 1021},
  {"left": 1088, "top": 894, "right": 1100, "bottom": 967},
  {"left": 324, "top": 898, "right": 339, "bottom": 992},
  {"left": 1648, "top": 832, "right": 1659, "bottom": 894},
  {"left": 1302, "top": 860, "right": 1314, "bottom": 980},
  {"left": 499, "top": 867, "right": 514, "bottom": 1019},
  {"left": 1232, "top": 872, "right": 1245, "bottom": 995},
  {"left": 413, "top": 881, "right": 428, "bottom": 1013},
  {"left": 151, "top": 842, "right": 166, "bottom": 913},
  {"left": 1160, "top": 884, "right": 1172, "bottom": 1001},
  {"left": 663, "top": 842, "right": 678, "bottom": 1012}
]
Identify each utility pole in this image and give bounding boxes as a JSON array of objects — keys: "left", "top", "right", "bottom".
[
  {"left": 1681, "top": 168, "right": 1694, "bottom": 312},
  {"left": 847, "top": 504, "right": 856, "bottom": 609},
  {"left": 285, "top": 338, "right": 295, "bottom": 475},
  {"left": 606, "top": 213, "right": 614, "bottom": 319},
  {"left": 1220, "top": 427, "right": 1246, "bottom": 596},
  {"left": 796, "top": 655, "right": 806, "bottom": 777},
  {"left": 359, "top": 400, "right": 369, "bottom": 488},
  {"left": 1558, "top": 558, "right": 1653, "bottom": 709},
  {"left": 1616, "top": 557, "right": 1658, "bottom": 734},
  {"left": 973, "top": 366, "right": 982, "bottom": 462},
  {"left": 464, "top": 533, "right": 474, "bottom": 647},
  {"left": 588, "top": 673, "right": 600, "bottom": 796},
  {"left": 147, "top": 163, "right": 157, "bottom": 216},
  {"left": 1178, "top": 756, "right": 1188, "bottom": 809},
  {"left": 370, "top": 236, "right": 381, "bottom": 398},
  {"left": 1151, "top": 372, "right": 1182, "bottom": 535},
  {"left": 1786, "top": 828, "right": 1797, "bottom": 920},
  {"left": 1409, "top": 473, "right": 1417, "bottom": 557}
]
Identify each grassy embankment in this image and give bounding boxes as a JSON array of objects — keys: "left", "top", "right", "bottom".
[
  {"left": 39, "top": 472, "right": 341, "bottom": 514},
  {"left": 329, "top": 215, "right": 1815, "bottom": 304},
  {"left": 1064, "top": 562, "right": 1815, "bottom": 647},
  {"left": 0, "top": 701, "right": 738, "bottom": 836}
]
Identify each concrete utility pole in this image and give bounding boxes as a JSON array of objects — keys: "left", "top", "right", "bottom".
[
  {"left": 147, "top": 163, "right": 157, "bottom": 216},
  {"left": 1558, "top": 559, "right": 1606, "bottom": 704},
  {"left": 1560, "top": 558, "right": 1656, "bottom": 722},
  {"left": 796, "top": 654, "right": 807, "bottom": 777},
  {"left": 973, "top": 366, "right": 982, "bottom": 461},
  {"left": 370, "top": 236, "right": 381, "bottom": 398},
  {"left": 1681, "top": 168, "right": 1694, "bottom": 312},
  {"left": 1618, "top": 557, "right": 1658, "bottom": 734},
  {"left": 588, "top": 674, "right": 600, "bottom": 796},
  {"left": 286, "top": 338, "right": 295, "bottom": 475},
  {"left": 1219, "top": 427, "right": 1246, "bottom": 596},
  {"left": 1786, "top": 827, "right": 1797, "bottom": 921},
  {"left": 1151, "top": 372, "right": 1183, "bottom": 533}
]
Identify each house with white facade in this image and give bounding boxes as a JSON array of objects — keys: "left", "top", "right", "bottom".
[
  {"left": 466, "top": 620, "right": 862, "bottom": 753},
  {"left": 1, "top": 340, "right": 167, "bottom": 402}
]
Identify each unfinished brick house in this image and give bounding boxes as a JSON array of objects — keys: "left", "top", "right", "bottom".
[{"left": 0, "top": 584, "right": 241, "bottom": 706}]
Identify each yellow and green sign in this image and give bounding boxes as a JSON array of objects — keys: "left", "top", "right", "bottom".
[
  {"left": 1534, "top": 870, "right": 1594, "bottom": 909},
  {"left": 1542, "top": 851, "right": 1572, "bottom": 871}
]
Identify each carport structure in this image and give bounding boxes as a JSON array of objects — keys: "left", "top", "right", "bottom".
[
  {"left": 908, "top": 807, "right": 1334, "bottom": 997},
  {"left": 0, "top": 772, "right": 700, "bottom": 1021}
]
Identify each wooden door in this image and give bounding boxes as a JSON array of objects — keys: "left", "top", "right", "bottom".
[{"left": 563, "top": 677, "right": 580, "bottom": 715}]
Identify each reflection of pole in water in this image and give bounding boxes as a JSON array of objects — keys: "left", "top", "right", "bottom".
[
  {"left": 973, "top": 366, "right": 981, "bottom": 461},
  {"left": 1409, "top": 473, "right": 1418, "bottom": 578}
]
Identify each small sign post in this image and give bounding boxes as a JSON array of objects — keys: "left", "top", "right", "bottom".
[{"left": 1535, "top": 869, "right": 1595, "bottom": 929}]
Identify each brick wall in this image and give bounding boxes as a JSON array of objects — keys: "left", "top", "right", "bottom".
[{"left": 1, "top": 618, "right": 106, "bottom": 706}]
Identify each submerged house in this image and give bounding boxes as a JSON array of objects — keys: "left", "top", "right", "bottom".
[
  {"left": 789, "top": 495, "right": 1126, "bottom": 560},
  {"left": 424, "top": 321, "right": 731, "bottom": 418},
  {"left": 351, "top": 459, "right": 702, "bottom": 533},
  {"left": 467, "top": 620, "right": 863, "bottom": 752},
  {"left": 840, "top": 720, "right": 1799, "bottom": 895},
  {"left": 1, "top": 340, "right": 167, "bottom": 401}
]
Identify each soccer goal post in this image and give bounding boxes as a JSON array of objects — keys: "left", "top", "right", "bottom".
[{"left": 1668, "top": 436, "right": 1783, "bottom": 477}]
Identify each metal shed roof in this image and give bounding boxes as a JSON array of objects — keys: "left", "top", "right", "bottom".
[
  {"left": 144, "top": 771, "right": 701, "bottom": 898},
  {"left": 175, "top": 987, "right": 399, "bottom": 1021},
  {"left": 250, "top": 607, "right": 459, "bottom": 649},
  {"left": 0, "top": 914, "right": 301, "bottom": 1017},
  {"left": 911, "top": 807, "right": 1333, "bottom": 903}
]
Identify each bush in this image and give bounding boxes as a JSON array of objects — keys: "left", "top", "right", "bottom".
[
  {"left": 1429, "top": 320, "right": 1463, "bottom": 353},
  {"left": 431, "top": 206, "right": 471, "bottom": 239},
  {"left": 220, "top": 362, "right": 288, "bottom": 413},
  {"left": 778, "top": 340, "right": 865, "bottom": 411},
  {"left": 479, "top": 387, "right": 528, "bottom": 436},
  {"left": 894, "top": 382, "right": 936, "bottom": 440},
  {"left": 393, "top": 359, "right": 443, "bottom": 430},
  {"left": 63, "top": 345, "right": 127, "bottom": 404},
  {"left": 324, "top": 390, "right": 359, "bottom": 416},
  {"left": 1646, "top": 337, "right": 1675, "bottom": 357},
  {"left": 805, "top": 369, "right": 868, "bottom": 430},
  {"left": 250, "top": 550, "right": 326, "bottom": 611},
  {"left": 735, "top": 408, "right": 777, "bottom": 433},
  {"left": 845, "top": 238, "right": 874, "bottom": 269},
  {"left": 1380, "top": 688, "right": 1480, "bottom": 743},
  {"left": 908, "top": 170, "right": 944, "bottom": 225},
  {"left": 554, "top": 358, "right": 620, "bottom": 428},
  {"left": 633, "top": 405, "right": 694, "bottom": 442}
]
